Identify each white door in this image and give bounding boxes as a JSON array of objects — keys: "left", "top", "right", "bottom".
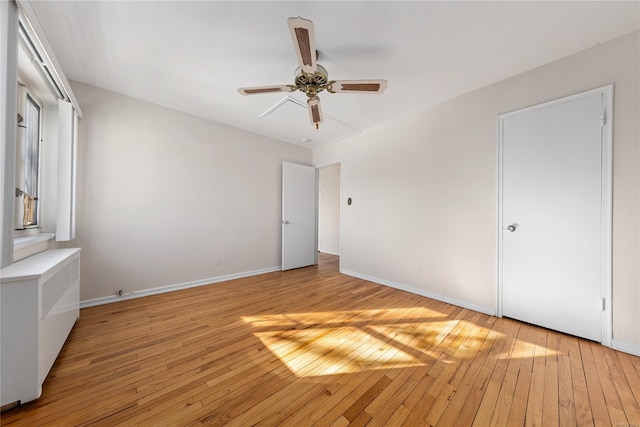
[
  {"left": 282, "top": 162, "right": 317, "bottom": 270},
  {"left": 500, "top": 88, "right": 611, "bottom": 343}
]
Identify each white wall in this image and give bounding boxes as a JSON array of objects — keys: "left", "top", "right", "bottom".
[
  {"left": 313, "top": 31, "right": 640, "bottom": 351},
  {"left": 67, "top": 82, "right": 311, "bottom": 302},
  {"left": 318, "top": 164, "right": 340, "bottom": 255}
]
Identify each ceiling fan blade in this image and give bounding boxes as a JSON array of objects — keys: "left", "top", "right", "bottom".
[
  {"left": 307, "top": 97, "right": 323, "bottom": 129},
  {"left": 237, "top": 85, "right": 294, "bottom": 95},
  {"left": 288, "top": 17, "right": 317, "bottom": 75},
  {"left": 328, "top": 80, "right": 388, "bottom": 94}
]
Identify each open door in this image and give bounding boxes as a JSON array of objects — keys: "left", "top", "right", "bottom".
[{"left": 282, "top": 162, "right": 317, "bottom": 270}]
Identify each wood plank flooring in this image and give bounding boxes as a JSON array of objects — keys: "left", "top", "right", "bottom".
[{"left": 2, "top": 253, "right": 639, "bottom": 426}]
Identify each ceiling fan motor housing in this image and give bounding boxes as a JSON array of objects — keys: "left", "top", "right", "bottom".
[{"left": 294, "top": 64, "right": 329, "bottom": 97}]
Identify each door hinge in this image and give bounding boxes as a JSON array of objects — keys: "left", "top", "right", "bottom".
[
  {"left": 601, "top": 298, "right": 606, "bottom": 311},
  {"left": 601, "top": 109, "right": 606, "bottom": 126}
]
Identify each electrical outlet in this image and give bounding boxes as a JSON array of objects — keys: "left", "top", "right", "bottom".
[{"left": 215, "top": 257, "right": 222, "bottom": 266}]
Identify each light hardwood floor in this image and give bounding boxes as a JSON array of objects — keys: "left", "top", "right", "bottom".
[{"left": 2, "top": 253, "right": 639, "bottom": 426}]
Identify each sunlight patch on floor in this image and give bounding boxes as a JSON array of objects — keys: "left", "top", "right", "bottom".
[
  {"left": 254, "top": 326, "right": 425, "bottom": 377},
  {"left": 242, "top": 307, "right": 559, "bottom": 377},
  {"left": 497, "top": 341, "right": 560, "bottom": 359},
  {"left": 242, "top": 307, "right": 449, "bottom": 377}
]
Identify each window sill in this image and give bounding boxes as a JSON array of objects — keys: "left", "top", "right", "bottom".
[
  {"left": 13, "top": 233, "right": 55, "bottom": 262},
  {"left": 14, "top": 233, "right": 55, "bottom": 250}
]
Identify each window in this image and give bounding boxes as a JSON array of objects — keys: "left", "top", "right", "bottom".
[{"left": 15, "top": 86, "right": 41, "bottom": 230}]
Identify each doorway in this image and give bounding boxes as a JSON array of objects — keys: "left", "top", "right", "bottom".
[
  {"left": 498, "top": 86, "right": 612, "bottom": 345},
  {"left": 318, "top": 163, "right": 341, "bottom": 270}
]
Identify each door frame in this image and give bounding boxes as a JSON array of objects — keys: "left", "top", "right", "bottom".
[
  {"left": 316, "top": 160, "right": 342, "bottom": 271},
  {"left": 497, "top": 85, "right": 613, "bottom": 346}
]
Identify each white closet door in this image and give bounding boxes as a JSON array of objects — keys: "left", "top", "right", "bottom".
[{"left": 500, "top": 91, "right": 607, "bottom": 342}]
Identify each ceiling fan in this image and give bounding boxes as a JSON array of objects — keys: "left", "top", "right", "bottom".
[{"left": 238, "top": 17, "right": 388, "bottom": 129}]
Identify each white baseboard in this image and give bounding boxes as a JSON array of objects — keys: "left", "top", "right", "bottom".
[
  {"left": 340, "top": 269, "right": 496, "bottom": 316},
  {"left": 80, "top": 266, "right": 282, "bottom": 308},
  {"left": 318, "top": 250, "right": 340, "bottom": 256},
  {"left": 611, "top": 339, "right": 640, "bottom": 357}
]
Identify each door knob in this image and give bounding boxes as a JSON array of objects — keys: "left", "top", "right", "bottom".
[
  {"left": 283, "top": 220, "right": 290, "bottom": 225},
  {"left": 507, "top": 224, "right": 518, "bottom": 232}
]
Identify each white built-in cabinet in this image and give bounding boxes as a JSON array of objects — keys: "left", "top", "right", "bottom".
[{"left": 1, "top": 248, "right": 81, "bottom": 406}]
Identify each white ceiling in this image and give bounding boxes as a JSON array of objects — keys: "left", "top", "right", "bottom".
[{"left": 27, "top": 1, "right": 639, "bottom": 149}]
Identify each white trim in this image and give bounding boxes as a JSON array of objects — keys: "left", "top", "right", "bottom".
[
  {"left": 600, "top": 85, "right": 614, "bottom": 348},
  {"left": 339, "top": 162, "right": 342, "bottom": 268},
  {"left": 314, "top": 160, "right": 342, "bottom": 170},
  {"left": 497, "top": 85, "right": 614, "bottom": 347},
  {"left": 1, "top": 0, "right": 19, "bottom": 268},
  {"left": 315, "top": 167, "right": 319, "bottom": 265},
  {"left": 611, "top": 339, "right": 640, "bottom": 357},
  {"left": 16, "top": 1, "right": 82, "bottom": 118},
  {"left": 496, "top": 117, "right": 504, "bottom": 318},
  {"left": 341, "top": 269, "right": 496, "bottom": 316},
  {"left": 498, "top": 85, "right": 613, "bottom": 120},
  {"left": 80, "top": 266, "right": 282, "bottom": 309}
]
